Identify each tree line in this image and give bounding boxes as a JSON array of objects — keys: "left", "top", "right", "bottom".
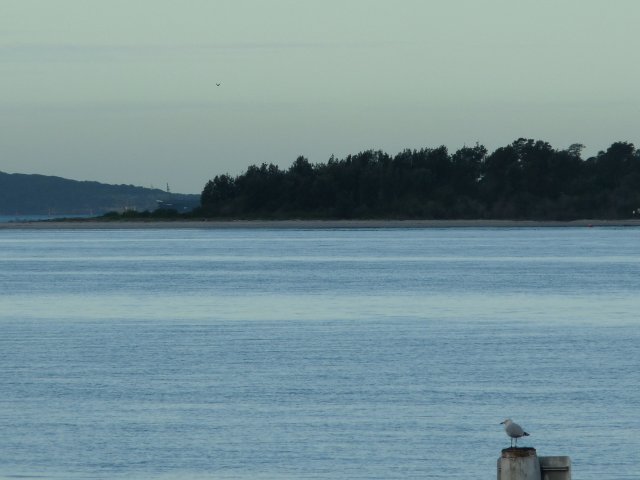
[{"left": 197, "top": 139, "right": 640, "bottom": 220}]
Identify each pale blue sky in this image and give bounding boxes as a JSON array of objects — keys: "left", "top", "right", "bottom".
[{"left": 1, "top": 0, "right": 639, "bottom": 193}]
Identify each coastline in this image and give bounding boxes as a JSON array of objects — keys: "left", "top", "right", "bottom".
[{"left": 1, "top": 218, "right": 640, "bottom": 229}]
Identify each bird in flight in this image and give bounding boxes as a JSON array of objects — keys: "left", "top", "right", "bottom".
[
  {"left": 216, "top": 83, "right": 221, "bottom": 86},
  {"left": 500, "top": 419, "right": 530, "bottom": 448}
]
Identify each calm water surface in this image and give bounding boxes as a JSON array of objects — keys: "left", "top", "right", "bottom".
[{"left": 0, "top": 227, "right": 639, "bottom": 479}]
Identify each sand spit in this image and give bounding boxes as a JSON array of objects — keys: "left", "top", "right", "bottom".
[{"left": 1, "top": 219, "right": 640, "bottom": 230}]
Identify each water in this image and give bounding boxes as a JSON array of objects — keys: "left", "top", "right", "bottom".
[{"left": 0, "top": 227, "right": 638, "bottom": 479}]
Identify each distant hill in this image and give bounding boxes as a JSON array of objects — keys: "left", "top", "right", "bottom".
[{"left": 0, "top": 172, "right": 199, "bottom": 215}]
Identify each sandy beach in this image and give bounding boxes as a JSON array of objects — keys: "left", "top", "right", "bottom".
[{"left": 2, "top": 219, "right": 640, "bottom": 229}]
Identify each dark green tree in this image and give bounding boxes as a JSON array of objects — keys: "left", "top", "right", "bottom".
[{"left": 198, "top": 140, "right": 640, "bottom": 221}]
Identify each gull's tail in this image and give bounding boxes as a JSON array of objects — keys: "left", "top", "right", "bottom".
[{"left": 523, "top": 432, "right": 530, "bottom": 436}]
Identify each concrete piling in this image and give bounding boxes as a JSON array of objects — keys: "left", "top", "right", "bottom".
[
  {"left": 497, "top": 448, "right": 541, "bottom": 480},
  {"left": 497, "top": 449, "right": 571, "bottom": 480},
  {"left": 539, "top": 456, "right": 571, "bottom": 480}
]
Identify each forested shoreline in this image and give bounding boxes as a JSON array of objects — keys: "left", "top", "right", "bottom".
[{"left": 197, "top": 139, "right": 640, "bottom": 220}]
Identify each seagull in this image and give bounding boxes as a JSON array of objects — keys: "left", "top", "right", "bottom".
[
  {"left": 500, "top": 419, "right": 530, "bottom": 447},
  {"left": 216, "top": 83, "right": 221, "bottom": 86}
]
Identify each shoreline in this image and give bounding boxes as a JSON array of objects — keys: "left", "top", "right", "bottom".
[{"left": 1, "top": 219, "right": 640, "bottom": 229}]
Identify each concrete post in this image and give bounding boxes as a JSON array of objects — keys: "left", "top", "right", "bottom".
[
  {"left": 539, "top": 456, "right": 571, "bottom": 480},
  {"left": 497, "top": 448, "right": 541, "bottom": 480}
]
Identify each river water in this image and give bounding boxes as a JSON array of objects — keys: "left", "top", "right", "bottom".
[{"left": 0, "top": 227, "right": 638, "bottom": 479}]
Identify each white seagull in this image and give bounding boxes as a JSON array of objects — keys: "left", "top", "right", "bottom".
[{"left": 500, "top": 418, "right": 530, "bottom": 447}]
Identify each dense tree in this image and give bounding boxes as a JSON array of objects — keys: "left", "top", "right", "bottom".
[{"left": 199, "top": 140, "right": 640, "bottom": 220}]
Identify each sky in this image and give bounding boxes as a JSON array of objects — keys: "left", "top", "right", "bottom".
[{"left": 1, "top": 1, "right": 639, "bottom": 194}]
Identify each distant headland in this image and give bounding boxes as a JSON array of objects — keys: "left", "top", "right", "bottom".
[{"left": 0, "top": 171, "right": 198, "bottom": 217}]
